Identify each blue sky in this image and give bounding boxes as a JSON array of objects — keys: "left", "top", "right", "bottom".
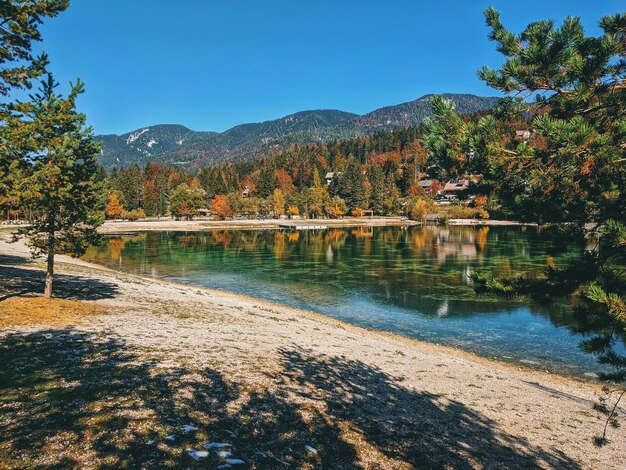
[{"left": 37, "top": 0, "right": 623, "bottom": 135}]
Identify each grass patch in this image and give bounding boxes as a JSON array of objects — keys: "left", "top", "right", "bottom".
[{"left": 0, "top": 297, "right": 105, "bottom": 327}]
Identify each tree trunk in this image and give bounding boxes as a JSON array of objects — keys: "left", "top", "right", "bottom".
[
  {"left": 44, "top": 251, "right": 54, "bottom": 298},
  {"left": 44, "top": 207, "right": 55, "bottom": 298}
]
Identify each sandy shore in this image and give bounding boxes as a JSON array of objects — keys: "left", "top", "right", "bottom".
[
  {"left": 0, "top": 231, "right": 624, "bottom": 469},
  {"left": 97, "top": 216, "right": 416, "bottom": 234}
]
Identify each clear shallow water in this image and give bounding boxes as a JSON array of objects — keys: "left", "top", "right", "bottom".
[{"left": 83, "top": 226, "right": 625, "bottom": 378}]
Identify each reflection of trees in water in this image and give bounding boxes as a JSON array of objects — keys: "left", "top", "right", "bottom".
[
  {"left": 83, "top": 226, "right": 611, "bottom": 338},
  {"left": 107, "top": 238, "right": 125, "bottom": 263}
]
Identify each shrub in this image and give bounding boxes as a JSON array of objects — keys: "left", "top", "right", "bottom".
[
  {"left": 351, "top": 208, "right": 365, "bottom": 218},
  {"left": 410, "top": 198, "right": 433, "bottom": 222},
  {"left": 122, "top": 209, "right": 145, "bottom": 221}
]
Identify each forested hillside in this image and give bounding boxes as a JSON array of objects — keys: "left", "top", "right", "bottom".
[{"left": 97, "top": 94, "right": 499, "bottom": 170}]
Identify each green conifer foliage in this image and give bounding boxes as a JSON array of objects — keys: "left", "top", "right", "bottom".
[{"left": 9, "top": 74, "right": 104, "bottom": 297}]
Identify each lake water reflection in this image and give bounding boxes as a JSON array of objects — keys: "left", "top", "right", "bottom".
[{"left": 83, "top": 225, "right": 625, "bottom": 378}]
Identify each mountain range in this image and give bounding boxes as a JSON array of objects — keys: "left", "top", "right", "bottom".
[{"left": 97, "top": 93, "right": 500, "bottom": 170}]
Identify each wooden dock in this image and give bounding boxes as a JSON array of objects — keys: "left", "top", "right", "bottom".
[{"left": 279, "top": 224, "right": 328, "bottom": 230}]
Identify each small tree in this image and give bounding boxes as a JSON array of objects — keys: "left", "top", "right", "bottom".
[
  {"left": 351, "top": 208, "right": 365, "bottom": 218},
  {"left": 211, "top": 194, "right": 232, "bottom": 220},
  {"left": 11, "top": 75, "right": 104, "bottom": 298},
  {"left": 121, "top": 208, "right": 145, "bottom": 221},
  {"left": 410, "top": 198, "right": 433, "bottom": 223},
  {"left": 273, "top": 188, "right": 285, "bottom": 216},
  {"left": 169, "top": 183, "right": 205, "bottom": 220},
  {"left": 105, "top": 193, "right": 124, "bottom": 219},
  {"left": 326, "top": 196, "right": 347, "bottom": 219},
  {"left": 287, "top": 205, "right": 299, "bottom": 218}
]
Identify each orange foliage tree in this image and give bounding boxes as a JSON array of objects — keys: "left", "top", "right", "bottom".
[
  {"left": 211, "top": 194, "right": 232, "bottom": 220},
  {"left": 105, "top": 194, "right": 124, "bottom": 219}
]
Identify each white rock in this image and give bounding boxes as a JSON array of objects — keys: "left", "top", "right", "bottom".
[
  {"left": 226, "top": 459, "right": 245, "bottom": 465},
  {"left": 305, "top": 445, "right": 318, "bottom": 454},
  {"left": 165, "top": 435, "right": 176, "bottom": 441},
  {"left": 187, "top": 449, "right": 209, "bottom": 460},
  {"left": 216, "top": 450, "right": 233, "bottom": 458},
  {"left": 181, "top": 425, "right": 198, "bottom": 433},
  {"left": 145, "top": 439, "right": 156, "bottom": 445},
  {"left": 205, "top": 442, "right": 233, "bottom": 449}
]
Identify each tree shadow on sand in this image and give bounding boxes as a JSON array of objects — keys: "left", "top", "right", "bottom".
[
  {"left": 277, "top": 346, "right": 581, "bottom": 469},
  {"left": 0, "top": 330, "right": 350, "bottom": 468},
  {"left": 0, "top": 330, "right": 582, "bottom": 468},
  {"left": 0, "top": 264, "right": 119, "bottom": 301}
]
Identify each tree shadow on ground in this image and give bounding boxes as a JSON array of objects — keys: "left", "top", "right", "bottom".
[
  {"left": 0, "top": 330, "right": 349, "bottom": 468},
  {"left": 0, "top": 264, "right": 119, "bottom": 301},
  {"left": 0, "top": 253, "right": 31, "bottom": 266},
  {"left": 0, "top": 330, "right": 582, "bottom": 469},
  {"left": 277, "top": 346, "right": 581, "bottom": 469}
]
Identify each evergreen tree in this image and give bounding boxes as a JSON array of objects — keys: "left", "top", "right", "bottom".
[
  {"left": 474, "top": 8, "right": 626, "bottom": 445},
  {"left": 258, "top": 161, "right": 277, "bottom": 198},
  {"left": 112, "top": 164, "right": 143, "bottom": 210},
  {"left": 368, "top": 165, "right": 386, "bottom": 215},
  {"left": 0, "top": 0, "right": 69, "bottom": 212},
  {"left": 10, "top": 74, "right": 104, "bottom": 297}
]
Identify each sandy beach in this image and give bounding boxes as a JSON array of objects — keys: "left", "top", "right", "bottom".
[
  {"left": 96, "top": 217, "right": 416, "bottom": 234},
  {"left": 1, "top": 230, "right": 624, "bottom": 469}
]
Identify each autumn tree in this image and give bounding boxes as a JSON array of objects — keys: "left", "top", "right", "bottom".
[
  {"left": 211, "top": 194, "right": 232, "bottom": 220},
  {"left": 9, "top": 75, "right": 104, "bottom": 297},
  {"left": 169, "top": 183, "right": 205, "bottom": 220},
  {"left": 272, "top": 188, "right": 285, "bottom": 216},
  {"left": 105, "top": 193, "right": 124, "bottom": 219},
  {"left": 325, "top": 196, "right": 347, "bottom": 219}
]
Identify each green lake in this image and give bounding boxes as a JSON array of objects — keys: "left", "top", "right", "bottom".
[{"left": 83, "top": 225, "right": 625, "bottom": 378}]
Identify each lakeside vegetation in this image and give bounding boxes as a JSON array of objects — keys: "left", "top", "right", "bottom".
[{"left": 0, "top": 0, "right": 624, "bottom": 463}]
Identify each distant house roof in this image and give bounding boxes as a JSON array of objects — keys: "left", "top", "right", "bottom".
[
  {"left": 443, "top": 179, "right": 470, "bottom": 192},
  {"left": 325, "top": 172, "right": 334, "bottom": 180},
  {"left": 418, "top": 179, "right": 435, "bottom": 188}
]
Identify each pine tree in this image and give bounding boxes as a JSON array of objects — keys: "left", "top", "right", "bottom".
[
  {"left": 368, "top": 166, "right": 386, "bottom": 215},
  {"left": 474, "top": 9, "right": 626, "bottom": 445},
  {"left": 111, "top": 164, "right": 143, "bottom": 210},
  {"left": 10, "top": 74, "right": 104, "bottom": 297},
  {"left": 0, "top": 0, "right": 69, "bottom": 213}
]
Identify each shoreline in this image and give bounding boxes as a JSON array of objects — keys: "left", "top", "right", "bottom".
[
  {"left": 2, "top": 217, "right": 538, "bottom": 235},
  {"left": 0, "top": 227, "right": 604, "bottom": 383},
  {"left": 1, "top": 230, "right": 625, "bottom": 467}
]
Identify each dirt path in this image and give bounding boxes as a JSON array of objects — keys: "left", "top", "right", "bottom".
[{"left": 0, "top": 232, "right": 624, "bottom": 469}]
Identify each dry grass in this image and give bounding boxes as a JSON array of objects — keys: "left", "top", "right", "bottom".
[{"left": 0, "top": 296, "right": 105, "bottom": 327}]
